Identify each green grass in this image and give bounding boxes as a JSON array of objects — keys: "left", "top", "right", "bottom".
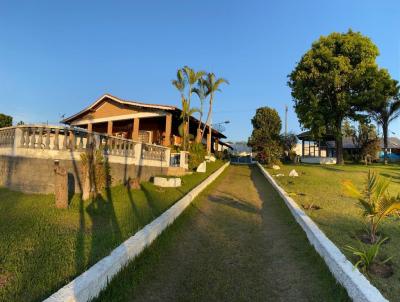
[
  {"left": 266, "top": 163, "right": 400, "bottom": 301},
  {"left": 0, "top": 160, "right": 224, "bottom": 302},
  {"left": 93, "top": 165, "right": 349, "bottom": 302}
]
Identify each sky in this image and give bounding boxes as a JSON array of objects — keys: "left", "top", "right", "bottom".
[{"left": 0, "top": 0, "right": 399, "bottom": 141}]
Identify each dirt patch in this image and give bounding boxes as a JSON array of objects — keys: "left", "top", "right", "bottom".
[
  {"left": 0, "top": 271, "right": 12, "bottom": 289},
  {"left": 369, "top": 262, "right": 393, "bottom": 278},
  {"left": 352, "top": 231, "right": 389, "bottom": 245},
  {"left": 302, "top": 203, "right": 322, "bottom": 210}
]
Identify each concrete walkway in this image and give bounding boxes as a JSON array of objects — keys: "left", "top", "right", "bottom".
[{"left": 96, "top": 165, "right": 349, "bottom": 302}]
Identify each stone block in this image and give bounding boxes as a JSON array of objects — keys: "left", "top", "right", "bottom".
[{"left": 153, "top": 176, "right": 181, "bottom": 187}]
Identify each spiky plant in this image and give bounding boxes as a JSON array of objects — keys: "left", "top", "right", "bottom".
[
  {"left": 343, "top": 170, "right": 400, "bottom": 243},
  {"left": 345, "top": 237, "right": 391, "bottom": 273}
]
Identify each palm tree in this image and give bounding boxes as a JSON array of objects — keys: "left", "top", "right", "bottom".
[
  {"left": 172, "top": 69, "right": 188, "bottom": 150},
  {"left": 192, "top": 78, "right": 207, "bottom": 143},
  {"left": 179, "top": 99, "right": 200, "bottom": 148},
  {"left": 201, "top": 73, "right": 229, "bottom": 152},
  {"left": 343, "top": 170, "right": 400, "bottom": 243},
  {"left": 182, "top": 66, "right": 205, "bottom": 144},
  {"left": 371, "top": 98, "right": 400, "bottom": 164}
]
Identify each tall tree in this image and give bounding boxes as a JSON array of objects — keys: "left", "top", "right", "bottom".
[
  {"left": 0, "top": 113, "right": 12, "bottom": 128},
  {"left": 192, "top": 78, "right": 207, "bottom": 142},
  {"left": 288, "top": 30, "right": 382, "bottom": 164},
  {"left": 172, "top": 69, "right": 188, "bottom": 150},
  {"left": 201, "top": 73, "right": 229, "bottom": 150},
  {"left": 182, "top": 66, "right": 205, "bottom": 143},
  {"left": 366, "top": 69, "right": 400, "bottom": 164},
  {"left": 248, "top": 107, "right": 282, "bottom": 164}
]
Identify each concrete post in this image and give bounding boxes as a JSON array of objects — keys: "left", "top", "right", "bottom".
[
  {"left": 107, "top": 121, "right": 113, "bottom": 136},
  {"left": 54, "top": 160, "right": 68, "bottom": 209}
]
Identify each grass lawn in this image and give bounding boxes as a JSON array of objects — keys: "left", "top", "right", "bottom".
[
  {"left": 0, "top": 160, "right": 224, "bottom": 302},
  {"left": 266, "top": 163, "right": 400, "bottom": 301},
  {"left": 93, "top": 165, "right": 348, "bottom": 302}
]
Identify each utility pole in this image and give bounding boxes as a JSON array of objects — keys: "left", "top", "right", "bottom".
[{"left": 284, "top": 105, "right": 288, "bottom": 136}]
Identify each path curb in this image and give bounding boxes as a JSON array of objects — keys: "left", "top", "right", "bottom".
[
  {"left": 44, "top": 162, "right": 230, "bottom": 302},
  {"left": 256, "top": 162, "right": 388, "bottom": 302}
]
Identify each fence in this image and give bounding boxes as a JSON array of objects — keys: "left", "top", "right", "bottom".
[{"left": 0, "top": 125, "right": 175, "bottom": 166}]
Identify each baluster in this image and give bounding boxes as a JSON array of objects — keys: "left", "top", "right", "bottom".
[
  {"left": 30, "top": 127, "right": 36, "bottom": 148},
  {"left": 25, "top": 128, "right": 30, "bottom": 147},
  {"left": 45, "top": 128, "right": 51, "bottom": 149},
  {"left": 54, "top": 128, "right": 60, "bottom": 150},
  {"left": 63, "top": 128, "right": 68, "bottom": 150},
  {"left": 38, "top": 127, "right": 44, "bottom": 149},
  {"left": 19, "top": 128, "right": 25, "bottom": 147},
  {"left": 78, "top": 133, "right": 84, "bottom": 151},
  {"left": 70, "top": 130, "right": 76, "bottom": 150}
]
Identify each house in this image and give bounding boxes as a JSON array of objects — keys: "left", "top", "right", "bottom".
[
  {"left": 0, "top": 93, "right": 230, "bottom": 194},
  {"left": 297, "top": 131, "right": 400, "bottom": 163},
  {"left": 61, "top": 93, "right": 227, "bottom": 153}
]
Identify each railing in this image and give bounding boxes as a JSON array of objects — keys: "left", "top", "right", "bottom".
[
  {"left": 0, "top": 127, "right": 15, "bottom": 147},
  {"left": 141, "top": 144, "right": 167, "bottom": 161},
  {"left": 0, "top": 125, "right": 137, "bottom": 158}
]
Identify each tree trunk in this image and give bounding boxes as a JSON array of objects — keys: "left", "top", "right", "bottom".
[
  {"left": 383, "top": 123, "right": 388, "bottom": 165},
  {"left": 336, "top": 137, "right": 344, "bottom": 164},
  {"left": 201, "top": 94, "right": 213, "bottom": 141}
]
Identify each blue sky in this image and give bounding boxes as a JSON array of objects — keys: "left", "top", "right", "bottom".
[{"left": 0, "top": 0, "right": 399, "bottom": 141}]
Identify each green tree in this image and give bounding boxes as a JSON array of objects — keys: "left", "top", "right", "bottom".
[
  {"left": 182, "top": 66, "right": 205, "bottom": 142},
  {"left": 201, "top": 73, "right": 229, "bottom": 151},
  {"left": 172, "top": 69, "right": 189, "bottom": 150},
  {"left": 0, "top": 113, "right": 12, "bottom": 128},
  {"left": 248, "top": 107, "right": 282, "bottom": 164},
  {"left": 288, "top": 30, "right": 382, "bottom": 164},
  {"left": 192, "top": 77, "right": 208, "bottom": 142},
  {"left": 366, "top": 69, "right": 400, "bottom": 164},
  {"left": 352, "top": 122, "right": 381, "bottom": 164}
]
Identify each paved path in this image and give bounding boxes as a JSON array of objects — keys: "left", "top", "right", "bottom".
[{"left": 97, "top": 165, "right": 349, "bottom": 302}]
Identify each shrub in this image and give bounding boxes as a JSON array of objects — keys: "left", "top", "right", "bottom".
[
  {"left": 80, "top": 147, "right": 112, "bottom": 198},
  {"left": 189, "top": 143, "right": 206, "bottom": 170},
  {"left": 345, "top": 237, "right": 391, "bottom": 273},
  {"left": 343, "top": 170, "right": 400, "bottom": 243}
]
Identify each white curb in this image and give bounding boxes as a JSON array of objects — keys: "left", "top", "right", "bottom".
[
  {"left": 44, "top": 162, "right": 230, "bottom": 302},
  {"left": 256, "top": 162, "right": 388, "bottom": 302}
]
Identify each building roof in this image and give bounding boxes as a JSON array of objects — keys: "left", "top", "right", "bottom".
[
  {"left": 61, "top": 93, "right": 227, "bottom": 139},
  {"left": 324, "top": 137, "right": 400, "bottom": 149}
]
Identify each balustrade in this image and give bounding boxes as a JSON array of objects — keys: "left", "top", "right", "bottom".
[{"left": 0, "top": 125, "right": 137, "bottom": 159}]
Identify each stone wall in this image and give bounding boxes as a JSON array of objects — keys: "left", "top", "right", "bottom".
[{"left": 0, "top": 155, "right": 168, "bottom": 194}]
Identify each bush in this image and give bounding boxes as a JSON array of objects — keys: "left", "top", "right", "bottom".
[{"left": 189, "top": 143, "right": 206, "bottom": 170}]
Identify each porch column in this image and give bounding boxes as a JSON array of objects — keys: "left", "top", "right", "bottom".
[
  {"left": 87, "top": 123, "right": 93, "bottom": 132},
  {"left": 214, "top": 138, "right": 219, "bottom": 152},
  {"left": 132, "top": 118, "right": 140, "bottom": 141},
  {"left": 107, "top": 121, "right": 113, "bottom": 136},
  {"left": 164, "top": 113, "right": 172, "bottom": 146},
  {"left": 207, "top": 130, "right": 212, "bottom": 154},
  {"left": 302, "top": 140, "right": 304, "bottom": 156}
]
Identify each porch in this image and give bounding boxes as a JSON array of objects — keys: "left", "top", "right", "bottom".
[{"left": 297, "top": 131, "right": 337, "bottom": 165}]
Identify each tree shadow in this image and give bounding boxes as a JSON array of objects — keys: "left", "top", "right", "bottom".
[{"left": 208, "top": 194, "right": 259, "bottom": 214}]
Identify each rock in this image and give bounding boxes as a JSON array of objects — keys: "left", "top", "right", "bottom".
[
  {"left": 275, "top": 173, "right": 284, "bottom": 177},
  {"left": 289, "top": 169, "right": 299, "bottom": 177},
  {"left": 196, "top": 161, "right": 207, "bottom": 173},
  {"left": 272, "top": 165, "right": 280, "bottom": 170},
  {"left": 205, "top": 155, "right": 216, "bottom": 162},
  {"left": 154, "top": 176, "right": 181, "bottom": 187}
]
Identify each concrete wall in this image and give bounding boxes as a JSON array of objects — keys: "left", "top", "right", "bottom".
[
  {"left": 301, "top": 156, "right": 337, "bottom": 165},
  {"left": 0, "top": 155, "right": 168, "bottom": 194},
  {"left": 257, "top": 163, "right": 388, "bottom": 302}
]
